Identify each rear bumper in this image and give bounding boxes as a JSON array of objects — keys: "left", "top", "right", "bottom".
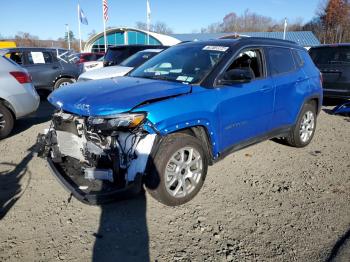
[
  {"left": 323, "top": 88, "right": 350, "bottom": 99},
  {"left": 7, "top": 84, "right": 40, "bottom": 118},
  {"left": 46, "top": 158, "right": 142, "bottom": 205}
]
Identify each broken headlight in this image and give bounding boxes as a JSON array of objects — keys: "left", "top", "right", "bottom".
[{"left": 87, "top": 113, "right": 146, "bottom": 130}]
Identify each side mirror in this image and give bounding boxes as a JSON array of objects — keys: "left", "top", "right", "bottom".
[{"left": 218, "top": 68, "right": 254, "bottom": 85}]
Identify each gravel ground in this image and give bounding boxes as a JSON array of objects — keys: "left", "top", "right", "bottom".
[{"left": 0, "top": 100, "right": 349, "bottom": 261}]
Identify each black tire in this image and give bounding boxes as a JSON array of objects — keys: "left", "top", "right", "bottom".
[
  {"left": 54, "top": 78, "right": 75, "bottom": 89},
  {"left": 145, "top": 133, "right": 208, "bottom": 206},
  {"left": 286, "top": 102, "right": 317, "bottom": 148},
  {"left": 0, "top": 104, "right": 14, "bottom": 139}
]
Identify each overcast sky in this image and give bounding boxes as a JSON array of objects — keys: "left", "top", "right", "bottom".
[{"left": 0, "top": 0, "right": 320, "bottom": 40}]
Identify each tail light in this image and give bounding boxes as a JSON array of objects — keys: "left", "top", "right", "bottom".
[{"left": 10, "top": 71, "right": 32, "bottom": 84}]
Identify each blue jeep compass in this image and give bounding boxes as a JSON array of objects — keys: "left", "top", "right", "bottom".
[{"left": 37, "top": 38, "right": 323, "bottom": 206}]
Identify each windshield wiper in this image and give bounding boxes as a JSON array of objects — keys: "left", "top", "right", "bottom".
[{"left": 137, "top": 75, "right": 181, "bottom": 83}]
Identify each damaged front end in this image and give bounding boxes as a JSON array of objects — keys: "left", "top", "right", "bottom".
[{"left": 36, "top": 111, "right": 157, "bottom": 204}]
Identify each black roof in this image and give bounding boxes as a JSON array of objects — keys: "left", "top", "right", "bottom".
[
  {"left": 6, "top": 47, "right": 69, "bottom": 51},
  {"left": 178, "top": 37, "right": 303, "bottom": 49}
]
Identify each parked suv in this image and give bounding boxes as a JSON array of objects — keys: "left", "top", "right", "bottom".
[
  {"left": 103, "top": 44, "right": 165, "bottom": 67},
  {"left": 309, "top": 44, "right": 350, "bottom": 99},
  {"left": 0, "top": 49, "right": 40, "bottom": 139},
  {"left": 78, "top": 49, "right": 165, "bottom": 81},
  {"left": 37, "top": 38, "right": 323, "bottom": 206},
  {"left": 6, "top": 48, "right": 81, "bottom": 91}
]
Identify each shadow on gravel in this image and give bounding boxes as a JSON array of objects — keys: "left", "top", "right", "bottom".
[
  {"left": 9, "top": 99, "right": 55, "bottom": 137},
  {"left": 326, "top": 227, "right": 350, "bottom": 262},
  {"left": 93, "top": 194, "right": 149, "bottom": 262},
  {"left": 0, "top": 145, "right": 35, "bottom": 220}
]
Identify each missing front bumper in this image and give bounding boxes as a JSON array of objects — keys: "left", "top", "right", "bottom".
[{"left": 46, "top": 157, "right": 143, "bottom": 205}]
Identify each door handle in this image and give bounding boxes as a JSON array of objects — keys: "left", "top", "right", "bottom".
[{"left": 52, "top": 66, "right": 59, "bottom": 69}]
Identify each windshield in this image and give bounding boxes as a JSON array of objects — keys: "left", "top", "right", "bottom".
[
  {"left": 130, "top": 44, "right": 229, "bottom": 84},
  {"left": 310, "top": 46, "right": 350, "bottom": 65},
  {"left": 120, "top": 51, "right": 160, "bottom": 68}
]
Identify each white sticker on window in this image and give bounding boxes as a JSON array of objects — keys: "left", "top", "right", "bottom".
[
  {"left": 31, "top": 52, "right": 45, "bottom": 64},
  {"left": 176, "top": 76, "right": 188, "bottom": 81},
  {"left": 176, "top": 76, "right": 194, "bottom": 82},
  {"left": 203, "top": 46, "right": 229, "bottom": 52}
]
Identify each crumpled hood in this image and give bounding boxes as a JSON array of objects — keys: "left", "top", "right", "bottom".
[
  {"left": 79, "top": 65, "right": 133, "bottom": 80},
  {"left": 48, "top": 76, "right": 191, "bottom": 117}
]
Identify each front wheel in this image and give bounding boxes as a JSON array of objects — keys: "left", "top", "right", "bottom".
[
  {"left": 145, "top": 133, "right": 208, "bottom": 206},
  {"left": 286, "top": 102, "right": 317, "bottom": 147}
]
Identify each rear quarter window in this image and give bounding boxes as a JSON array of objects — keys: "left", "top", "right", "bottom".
[
  {"left": 292, "top": 49, "right": 305, "bottom": 68},
  {"left": 8, "top": 51, "right": 24, "bottom": 65},
  {"left": 268, "top": 47, "right": 296, "bottom": 75}
]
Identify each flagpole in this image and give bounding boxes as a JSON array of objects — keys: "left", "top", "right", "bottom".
[
  {"left": 65, "top": 24, "right": 71, "bottom": 50},
  {"left": 283, "top": 18, "right": 287, "bottom": 40},
  {"left": 78, "top": 4, "right": 82, "bottom": 52},
  {"left": 103, "top": 0, "right": 107, "bottom": 52},
  {"left": 147, "top": 0, "right": 150, "bottom": 45}
]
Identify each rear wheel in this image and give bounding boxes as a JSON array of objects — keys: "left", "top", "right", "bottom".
[
  {"left": 286, "top": 102, "right": 317, "bottom": 147},
  {"left": 0, "top": 104, "right": 14, "bottom": 139},
  {"left": 145, "top": 133, "right": 208, "bottom": 206},
  {"left": 54, "top": 78, "right": 75, "bottom": 89}
]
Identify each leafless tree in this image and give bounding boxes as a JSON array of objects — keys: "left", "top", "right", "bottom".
[{"left": 135, "top": 21, "right": 173, "bottom": 34}]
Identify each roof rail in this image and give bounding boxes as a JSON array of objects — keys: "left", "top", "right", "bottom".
[{"left": 221, "top": 35, "right": 297, "bottom": 45}]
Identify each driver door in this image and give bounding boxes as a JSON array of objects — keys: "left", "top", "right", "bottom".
[{"left": 217, "top": 48, "right": 275, "bottom": 152}]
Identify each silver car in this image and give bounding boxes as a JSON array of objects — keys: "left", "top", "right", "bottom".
[{"left": 0, "top": 49, "right": 40, "bottom": 139}]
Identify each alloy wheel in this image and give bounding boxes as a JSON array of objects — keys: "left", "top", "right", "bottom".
[
  {"left": 165, "top": 146, "right": 203, "bottom": 198},
  {"left": 59, "top": 81, "right": 71, "bottom": 87},
  {"left": 0, "top": 113, "right": 5, "bottom": 130},
  {"left": 299, "top": 111, "right": 315, "bottom": 143}
]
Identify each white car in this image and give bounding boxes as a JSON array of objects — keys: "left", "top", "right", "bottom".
[
  {"left": 81, "top": 56, "right": 104, "bottom": 72},
  {"left": 0, "top": 49, "right": 40, "bottom": 139},
  {"left": 78, "top": 49, "right": 164, "bottom": 81}
]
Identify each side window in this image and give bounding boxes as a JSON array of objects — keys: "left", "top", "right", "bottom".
[
  {"left": 292, "top": 49, "right": 305, "bottom": 68},
  {"left": 268, "top": 47, "right": 296, "bottom": 75},
  {"left": 9, "top": 52, "right": 24, "bottom": 65},
  {"left": 27, "top": 51, "right": 53, "bottom": 65},
  {"left": 224, "top": 48, "right": 264, "bottom": 79}
]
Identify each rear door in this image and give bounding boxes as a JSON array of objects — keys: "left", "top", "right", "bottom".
[
  {"left": 23, "top": 50, "right": 61, "bottom": 90},
  {"left": 266, "top": 47, "right": 308, "bottom": 129},
  {"left": 309, "top": 46, "right": 350, "bottom": 95}
]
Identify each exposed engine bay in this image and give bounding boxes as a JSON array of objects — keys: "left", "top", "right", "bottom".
[{"left": 36, "top": 111, "right": 156, "bottom": 199}]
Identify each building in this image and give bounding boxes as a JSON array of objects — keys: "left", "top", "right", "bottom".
[
  {"left": 84, "top": 27, "right": 180, "bottom": 52},
  {"left": 171, "top": 31, "right": 320, "bottom": 48},
  {"left": 84, "top": 28, "right": 320, "bottom": 52}
]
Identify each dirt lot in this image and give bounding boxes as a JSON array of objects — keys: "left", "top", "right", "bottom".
[{"left": 0, "top": 100, "right": 349, "bottom": 261}]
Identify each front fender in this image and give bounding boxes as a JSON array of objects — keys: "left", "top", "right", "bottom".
[
  {"left": 133, "top": 86, "right": 221, "bottom": 158},
  {"left": 163, "top": 120, "right": 219, "bottom": 157}
]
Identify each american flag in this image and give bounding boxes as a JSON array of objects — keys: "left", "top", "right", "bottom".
[{"left": 103, "top": 0, "right": 109, "bottom": 21}]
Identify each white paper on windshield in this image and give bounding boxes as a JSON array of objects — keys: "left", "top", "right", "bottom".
[
  {"left": 176, "top": 76, "right": 188, "bottom": 81},
  {"left": 176, "top": 76, "right": 194, "bottom": 82},
  {"left": 31, "top": 52, "right": 45, "bottom": 64},
  {"left": 203, "top": 46, "right": 229, "bottom": 52}
]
